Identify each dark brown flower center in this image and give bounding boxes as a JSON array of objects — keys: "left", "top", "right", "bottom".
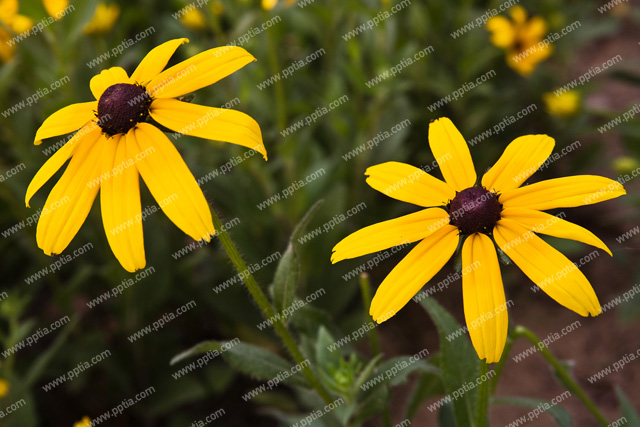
[
  {"left": 448, "top": 187, "right": 502, "bottom": 235},
  {"left": 97, "top": 83, "right": 151, "bottom": 136}
]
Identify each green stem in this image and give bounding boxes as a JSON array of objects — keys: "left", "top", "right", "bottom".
[
  {"left": 210, "top": 209, "right": 332, "bottom": 404},
  {"left": 513, "top": 326, "right": 609, "bottom": 426},
  {"left": 358, "top": 273, "right": 390, "bottom": 427},
  {"left": 476, "top": 361, "right": 489, "bottom": 427}
]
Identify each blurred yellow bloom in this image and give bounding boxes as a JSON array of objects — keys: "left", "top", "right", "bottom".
[
  {"left": 332, "top": 117, "right": 625, "bottom": 363},
  {"left": 210, "top": 1, "right": 224, "bottom": 15},
  {"left": 0, "top": 28, "right": 16, "bottom": 63},
  {"left": 84, "top": 3, "right": 120, "bottom": 35},
  {"left": 26, "top": 39, "right": 266, "bottom": 272},
  {"left": 543, "top": 91, "right": 580, "bottom": 117},
  {"left": 0, "top": 0, "right": 34, "bottom": 62},
  {"left": 73, "top": 417, "right": 91, "bottom": 427},
  {"left": 613, "top": 156, "right": 639, "bottom": 175},
  {"left": 486, "top": 6, "right": 552, "bottom": 76},
  {"left": 43, "top": 0, "right": 69, "bottom": 19},
  {"left": 179, "top": 8, "right": 206, "bottom": 30},
  {"left": 261, "top": 0, "right": 296, "bottom": 10},
  {"left": 0, "top": 378, "right": 9, "bottom": 398}
]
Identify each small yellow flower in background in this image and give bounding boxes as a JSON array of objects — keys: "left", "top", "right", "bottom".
[
  {"left": 332, "top": 117, "right": 625, "bottom": 363},
  {"left": 261, "top": 0, "right": 297, "bottom": 10},
  {"left": 0, "top": 378, "right": 9, "bottom": 397},
  {"left": 210, "top": 0, "right": 224, "bottom": 15},
  {"left": 83, "top": 3, "right": 120, "bottom": 35},
  {"left": 0, "top": 0, "right": 33, "bottom": 62},
  {"left": 73, "top": 417, "right": 91, "bottom": 427},
  {"left": 543, "top": 90, "right": 580, "bottom": 117},
  {"left": 486, "top": 6, "right": 552, "bottom": 76},
  {"left": 43, "top": 0, "right": 68, "bottom": 19},
  {"left": 26, "top": 39, "right": 267, "bottom": 272},
  {"left": 613, "top": 156, "right": 639, "bottom": 175},
  {"left": 179, "top": 8, "right": 206, "bottom": 30}
]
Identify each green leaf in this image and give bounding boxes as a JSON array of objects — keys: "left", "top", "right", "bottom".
[
  {"left": 315, "top": 326, "right": 342, "bottom": 370},
  {"left": 616, "top": 388, "right": 640, "bottom": 427},
  {"left": 173, "top": 340, "right": 309, "bottom": 388},
  {"left": 420, "top": 297, "right": 481, "bottom": 427},
  {"left": 491, "top": 396, "right": 572, "bottom": 427},
  {"left": 272, "top": 200, "right": 325, "bottom": 313},
  {"left": 405, "top": 370, "right": 445, "bottom": 421}
]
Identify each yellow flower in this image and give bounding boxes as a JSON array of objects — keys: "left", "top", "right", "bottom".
[
  {"left": 261, "top": 0, "right": 296, "bottom": 10},
  {"left": 332, "top": 118, "right": 625, "bottom": 363},
  {"left": 613, "top": 156, "right": 639, "bottom": 175},
  {"left": 543, "top": 91, "right": 580, "bottom": 117},
  {"left": 73, "top": 417, "right": 91, "bottom": 427},
  {"left": 43, "top": 0, "right": 68, "bottom": 19},
  {"left": 0, "top": 0, "right": 34, "bottom": 62},
  {"left": 486, "top": 6, "right": 552, "bottom": 76},
  {"left": 84, "top": 3, "right": 120, "bottom": 35},
  {"left": 26, "top": 39, "right": 267, "bottom": 272},
  {"left": 179, "top": 8, "right": 206, "bottom": 30},
  {"left": 0, "top": 379, "right": 9, "bottom": 398}
]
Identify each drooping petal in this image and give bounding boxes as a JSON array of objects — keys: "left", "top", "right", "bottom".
[
  {"left": 148, "top": 46, "right": 256, "bottom": 99},
  {"left": 499, "top": 175, "right": 626, "bottom": 210},
  {"left": 494, "top": 218, "right": 601, "bottom": 316},
  {"left": 130, "top": 38, "right": 189, "bottom": 84},
  {"left": 100, "top": 134, "right": 146, "bottom": 273},
  {"left": 34, "top": 102, "right": 97, "bottom": 145},
  {"left": 501, "top": 208, "right": 612, "bottom": 256},
  {"left": 26, "top": 122, "right": 101, "bottom": 207},
  {"left": 370, "top": 225, "right": 459, "bottom": 323},
  {"left": 149, "top": 98, "right": 267, "bottom": 160},
  {"left": 462, "top": 233, "right": 508, "bottom": 364},
  {"left": 428, "top": 118, "right": 477, "bottom": 191},
  {"left": 90, "top": 67, "right": 131, "bottom": 100},
  {"left": 331, "top": 208, "right": 450, "bottom": 263},
  {"left": 481, "top": 135, "right": 554, "bottom": 193},
  {"left": 365, "top": 162, "right": 455, "bottom": 207},
  {"left": 36, "top": 132, "right": 107, "bottom": 256},
  {"left": 486, "top": 16, "right": 516, "bottom": 48},
  {"left": 130, "top": 123, "right": 214, "bottom": 241}
]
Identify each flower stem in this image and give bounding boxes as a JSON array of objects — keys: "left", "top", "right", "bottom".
[
  {"left": 490, "top": 336, "right": 514, "bottom": 395},
  {"left": 210, "top": 209, "right": 332, "bottom": 403},
  {"left": 476, "top": 361, "right": 489, "bottom": 427},
  {"left": 513, "top": 326, "right": 609, "bottom": 426}
]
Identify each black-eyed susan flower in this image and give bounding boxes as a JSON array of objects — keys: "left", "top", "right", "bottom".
[
  {"left": 332, "top": 117, "right": 625, "bottom": 363},
  {"left": 543, "top": 90, "right": 580, "bottom": 117},
  {"left": 26, "top": 38, "right": 267, "bottom": 272},
  {"left": 73, "top": 417, "right": 91, "bottom": 427},
  {"left": 486, "top": 6, "right": 552, "bottom": 76},
  {"left": 83, "top": 2, "right": 120, "bottom": 35}
]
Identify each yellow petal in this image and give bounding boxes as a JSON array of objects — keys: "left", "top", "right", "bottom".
[
  {"left": 36, "top": 132, "right": 107, "bottom": 255},
  {"left": 90, "top": 67, "right": 131, "bottom": 100},
  {"left": 521, "top": 16, "right": 548, "bottom": 45},
  {"left": 370, "top": 225, "right": 459, "bottom": 322},
  {"left": 130, "top": 123, "right": 214, "bottom": 241},
  {"left": 494, "top": 218, "right": 601, "bottom": 316},
  {"left": 365, "top": 162, "right": 455, "bottom": 207},
  {"left": 500, "top": 175, "right": 626, "bottom": 210},
  {"left": 100, "top": 134, "right": 146, "bottom": 272},
  {"left": 26, "top": 122, "right": 101, "bottom": 207},
  {"left": 501, "top": 208, "right": 612, "bottom": 256},
  {"left": 0, "top": 0, "right": 18, "bottom": 24},
  {"left": 43, "top": 0, "right": 68, "bottom": 18},
  {"left": 481, "top": 134, "right": 554, "bottom": 193},
  {"left": 130, "top": 38, "right": 189, "bottom": 85},
  {"left": 149, "top": 98, "right": 267, "bottom": 160},
  {"left": 428, "top": 118, "right": 476, "bottom": 191},
  {"left": 331, "top": 207, "right": 450, "bottom": 263},
  {"left": 34, "top": 102, "right": 97, "bottom": 145},
  {"left": 10, "top": 14, "right": 33, "bottom": 33},
  {"left": 486, "top": 16, "right": 515, "bottom": 48},
  {"left": 462, "top": 233, "right": 508, "bottom": 363},
  {"left": 148, "top": 46, "right": 256, "bottom": 99},
  {"left": 509, "top": 5, "right": 527, "bottom": 25}
]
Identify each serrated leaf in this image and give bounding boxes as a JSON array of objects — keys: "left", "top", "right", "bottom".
[
  {"left": 272, "top": 200, "right": 325, "bottom": 313},
  {"left": 616, "top": 388, "right": 640, "bottom": 427},
  {"left": 491, "top": 396, "right": 572, "bottom": 427},
  {"left": 420, "top": 297, "right": 481, "bottom": 427}
]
